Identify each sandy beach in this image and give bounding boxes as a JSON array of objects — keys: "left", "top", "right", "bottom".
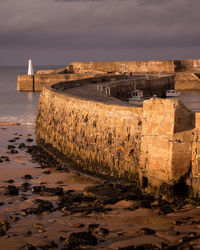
[{"left": 1, "top": 124, "right": 200, "bottom": 249}]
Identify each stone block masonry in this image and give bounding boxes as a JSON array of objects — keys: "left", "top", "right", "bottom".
[
  {"left": 36, "top": 87, "right": 143, "bottom": 181},
  {"left": 17, "top": 73, "right": 95, "bottom": 91},
  {"left": 17, "top": 59, "right": 200, "bottom": 92},
  {"left": 35, "top": 74, "right": 200, "bottom": 196},
  {"left": 33, "top": 58, "right": 200, "bottom": 196}
]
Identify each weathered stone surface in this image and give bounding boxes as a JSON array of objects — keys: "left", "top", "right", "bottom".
[
  {"left": 67, "top": 60, "right": 175, "bottom": 74},
  {"left": 34, "top": 66, "right": 200, "bottom": 195},
  {"left": 140, "top": 98, "right": 194, "bottom": 186},
  {"left": 36, "top": 87, "right": 143, "bottom": 181}
]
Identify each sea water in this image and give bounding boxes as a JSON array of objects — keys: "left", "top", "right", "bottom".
[{"left": 0, "top": 65, "right": 64, "bottom": 124}]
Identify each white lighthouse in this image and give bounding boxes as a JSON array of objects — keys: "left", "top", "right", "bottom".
[{"left": 28, "top": 59, "right": 34, "bottom": 75}]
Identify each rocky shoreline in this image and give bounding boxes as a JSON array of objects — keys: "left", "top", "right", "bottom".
[{"left": 1, "top": 125, "right": 200, "bottom": 249}]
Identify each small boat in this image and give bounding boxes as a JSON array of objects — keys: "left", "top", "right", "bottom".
[
  {"left": 166, "top": 90, "right": 181, "bottom": 97},
  {"left": 128, "top": 90, "right": 148, "bottom": 104}
]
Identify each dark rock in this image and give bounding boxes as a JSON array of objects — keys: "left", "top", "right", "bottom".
[
  {"left": 177, "top": 245, "right": 194, "bottom": 250},
  {"left": 0, "top": 156, "right": 10, "bottom": 162},
  {"left": 26, "top": 138, "right": 33, "bottom": 142},
  {"left": 33, "top": 199, "right": 53, "bottom": 212},
  {"left": 62, "top": 204, "right": 111, "bottom": 215},
  {"left": 56, "top": 181, "right": 63, "bottom": 184},
  {"left": 8, "top": 216, "right": 19, "bottom": 222},
  {"left": 156, "top": 242, "right": 169, "bottom": 249},
  {"left": 60, "top": 236, "right": 65, "bottom": 242},
  {"left": 130, "top": 199, "right": 152, "bottom": 210},
  {"left": 88, "top": 223, "right": 99, "bottom": 231},
  {"left": 6, "top": 179, "right": 14, "bottom": 183},
  {"left": 31, "top": 186, "right": 43, "bottom": 193},
  {"left": 66, "top": 231, "right": 97, "bottom": 248},
  {"left": 159, "top": 205, "right": 174, "bottom": 215},
  {"left": 0, "top": 228, "right": 6, "bottom": 236},
  {"left": 0, "top": 220, "right": 10, "bottom": 231},
  {"left": 138, "top": 228, "right": 156, "bottom": 235},
  {"left": 14, "top": 137, "right": 20, "bottom": 140},
  {"left": 3, "top": 185, "right": 19, "bottom": 195},
  {"left": 21, "top": 244, "right": 36, "bottom": 250},
  {"left": 19, "top": 143, "right": 26, "bottom": 149},
  {"left": 20, "top": 182, "right": 31, "bottom": 192},
  {"left": 57, "top": 194, "right": 82, "bottom": 207},
  {"left": 24, "top": 230, "right": 32, "bottom": 237},
  {"left": 158, "top": 199, "right": 170, "bottom": 206},
  {"left": 135, "top": 244, "right": 159, "bottom": 250},
  {"left": 40, "top": 187, "right": 64, "bottom": 196},
  {"left": 99, "top": 227, "right": 109, "bottom": 236},
  {"left": 38, "top": 241, "right": 58, "bottom": 249},
  {"left": 34, "top": 223, "right": 45, "bottom": 232},
  {"left": 19, "top": 196, "right": 28, "bottom": 201},
  {"left": 22, "top": 174, "right": 33, "bottom": 180},
  {"left": 72, "top": 223, "right": 85, "bottom": 228},
  {"left": 173, "top": 220, "right": 183, "bottom": 225},
  {"left": 21, "top": 208, "right": 38, "bottom": 216},
  {"left": 10, "top": 149, "right": 18, "bottom": 154},
  {"left": 0, "top": 202, "right": 4, "bottom": 206},
  {"left": 42, "top": 170, "right": 51, "bottom": 175},
  {"left": 7, "top": 145, "right": 15, "bottom": 149},
  {"left": 118, "top": 246, "right": 135, "bottom": 250},
  {"left": 8, "top": 139, "right": 15, "bottom": 143}
]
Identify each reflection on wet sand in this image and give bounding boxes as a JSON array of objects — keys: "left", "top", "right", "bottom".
[{"left": 1, "top": 125, "right": 200, "bottom": 249}]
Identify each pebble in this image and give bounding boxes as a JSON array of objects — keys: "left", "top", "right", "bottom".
[
  {"left": 72, "top": 223, "right": 85, "bottom": 228},
  {"left": 99, "top": 227, "right": 110, "bottom": 236},
  {"left": 40, "top": 187, "right": 64, "bottom": 196},
  {"left": 6, "top": 179, "right": 14, "bottom": 183},
  {"left": 34, "top": 223, "right": 45, "bottom": 231},
  {"left": 66, "top": 231, "right": 97, "bottom": 248},
  {"left": 22, "top": 174, "right": 33, "bottom": 180},
  {"left": 20, "top": 182, "right": 31, "bottom": 192},
  {"left": 22, "top": 244, "right": 36, "bottom": 250},
  {"left": 3, "top": 185, "right": 19, "bottom": 195},
  {"left": 24, "top": 230, "right": 32, "bottom": 237},
  {"left": 9, "top": 149, "right": 18, "bottom": 154},
  {"left": 138, "top": 227, "right": 156, "bottom": 235},
  {"left": 26, "top": 138, "right": 33, "bottom": 142},
  {"left": 158, "top": 205, "right": 174, "bottom": 215},
  {"left": 0, "top": 156, "right": 10, "bottom": 162},
  {"left": 18, "top": 143, "right": 26, "bottom": 149},
  {"left": 8, "top": 139, "right": 15, "bottom": 143}
]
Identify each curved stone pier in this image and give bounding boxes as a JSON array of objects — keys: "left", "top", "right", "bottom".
[{"left": 35, "top": 74, "right": 200, "bottom": 196}]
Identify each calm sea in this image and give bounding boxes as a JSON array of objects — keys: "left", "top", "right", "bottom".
[
  {"left": 0, "top": 66, "right": 200, "bottom": 125},
  {"left": 0, "top": 66, "right": 64, "bottom": 124}
]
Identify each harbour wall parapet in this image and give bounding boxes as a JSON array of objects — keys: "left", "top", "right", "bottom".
[
  {"left": 17, "top": 59, "right": 200, "bottom": 91},
  {"left": 17, "top": 73, "right": 95, "bottom": 91},
  {"left": 35, "top": 74, "right": 200, "bottom": 196}
]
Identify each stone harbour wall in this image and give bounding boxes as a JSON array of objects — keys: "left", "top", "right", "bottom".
[
  {"left": 17, "top": 59, "right": 200, "bottom": 91},
  {"left": 17, "top": 73, "right": 95, "bottom": 91},
  {"left": 67, "top": 60, "right": 175, "bottom": 74},
  {"left": 175, "top": 72, "right": 200, "bottom": 90},
  {"left": 35, "top": 78, "right": 200, "bottom": 196},
  {"left": 36, "top": 87, "right": 143, "bottom": 181},
  {"left": 140, "top": 98, "right": 195, "bottom": 189}
]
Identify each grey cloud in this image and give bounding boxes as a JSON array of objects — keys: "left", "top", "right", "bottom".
[{"left": 0, "top": 0, "right": 200, "bottom": 65}]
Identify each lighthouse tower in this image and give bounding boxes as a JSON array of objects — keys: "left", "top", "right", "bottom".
[{"left": 28, "top": 59, "right": 34, "bottom": 75}]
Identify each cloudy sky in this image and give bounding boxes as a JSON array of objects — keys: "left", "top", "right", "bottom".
[{"left": 0, "top": 0, "right": 200, "bottom": 66}]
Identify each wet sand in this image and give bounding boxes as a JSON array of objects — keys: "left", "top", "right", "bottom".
[{"left": 1, "top": 125, "right": 200, "bottom": 249}]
